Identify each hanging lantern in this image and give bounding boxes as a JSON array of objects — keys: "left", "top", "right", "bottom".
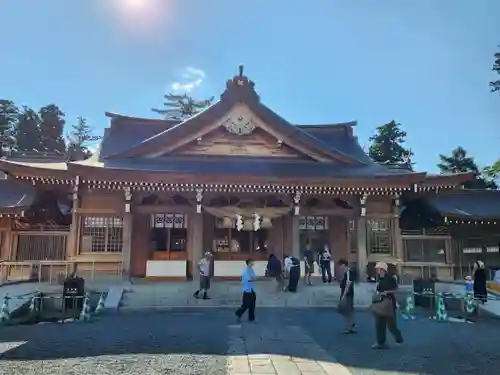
[
  {"left": 222, "top": 217, "right": 233, "bottom": 228},
  {"left": 253, "top": 213, "right": 261, "bottom": 231},
  {"left": 243, "top": 219, "right": 253, "bottom": 231},
  {"left": 236, "top": 214, "right": 243, "bottom": 231},
  {"left": 261, "top": 217, "right": 272, "bottom": 229}
]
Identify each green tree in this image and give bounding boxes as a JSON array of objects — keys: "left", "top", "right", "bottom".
[
  {"left": 152, "top": 93, "right": 214, "bottom": 120},
  {"left": 15, "top": 106, "right": 42, "bottom": 152},
  {"left": 490, "top": 45, "right": 500, "bottom": 93},
  {"left": 0, "top": 99, "right": 19, "bottom": 153},
  {"left": 484, "top": 160, "right": 500, "bottom": 180},
  {"left": 66, "top": 116, "right": 101, "bottom": 160},
  {"left": 39, "top": 104, "right": 66, "bottom": 153},
  {"left": 368, "top": 120, "right": 413, "bottom": 167},
  {"left": 438, "top": 146, "right": 497, "bottom": 189}
]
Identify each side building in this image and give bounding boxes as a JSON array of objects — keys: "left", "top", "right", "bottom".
[{"left": 1, "top": 67, "right": 494, "bottom": 283}]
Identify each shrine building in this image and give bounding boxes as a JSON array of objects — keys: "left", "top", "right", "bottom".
[{"left": 0, "top": 67, "right": 498, "bottom": 283}]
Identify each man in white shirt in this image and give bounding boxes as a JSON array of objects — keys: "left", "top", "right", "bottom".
[{"left": 193, "top": 252, "right": 212, "bottom": 300}]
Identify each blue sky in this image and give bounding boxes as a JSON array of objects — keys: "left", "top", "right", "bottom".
[{"left": 1, "top": 0, "right": 499, "bottom": 172}]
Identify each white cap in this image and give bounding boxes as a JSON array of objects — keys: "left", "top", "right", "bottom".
[{"left": 375, "top": 262, "right": 388, "bottom": 271}]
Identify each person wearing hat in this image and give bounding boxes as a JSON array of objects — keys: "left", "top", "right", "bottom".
[
  {"left": 372, "top": 261, "right": 403, "bottom": 349},
  {"left": 193, "top": 252, "right": 213, "bottom": 300}
]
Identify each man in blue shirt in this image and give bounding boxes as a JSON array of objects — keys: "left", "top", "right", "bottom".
[{"left": 235, "top": 259, "right": 257, "bottom": 322}]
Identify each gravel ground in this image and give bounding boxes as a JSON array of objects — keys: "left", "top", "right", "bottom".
[{"left": 1, "top": 308, "right": 499, "bottom": 375}]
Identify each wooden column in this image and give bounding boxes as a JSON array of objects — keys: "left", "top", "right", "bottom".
[
  {"left": 357, "top": 194, "right": 369, "bottom": 279},
  {"left": 122, "top": 187, "right": 133, "bottom": 277},
  {"left": 292, "top": 215, "right": 300, "bottom": 258},
  {"left": 68, "top": 177, "right": 80, "bottom": 261},
  {"left": 392, "top": 196, "right": 403, "bottom": 276},
  {"left": 189, "top": 212, "right": 204, "bottom": 280}
]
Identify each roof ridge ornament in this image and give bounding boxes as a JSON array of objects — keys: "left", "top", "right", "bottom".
[{"left": 221, "top": 65, "right": 260, "bottom": 103}]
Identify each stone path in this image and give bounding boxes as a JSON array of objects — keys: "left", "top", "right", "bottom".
[{"left": 226, "top": 324, "right": 352, "bottom": 375}]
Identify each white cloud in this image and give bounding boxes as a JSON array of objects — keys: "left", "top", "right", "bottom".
[{"left": 171, "top": 66, "right": 205, "bottom": 93}]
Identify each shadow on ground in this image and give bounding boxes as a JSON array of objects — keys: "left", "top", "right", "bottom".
[{"left": 0, "top": 308, "right": 499, "bottom": 375}]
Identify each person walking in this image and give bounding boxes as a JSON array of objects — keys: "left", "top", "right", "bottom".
[
  {"left": 473, "top": 260, "right": 488, "bottom": 304},
  {"left": 337, "top": 259, "right": 356, "bottom": 333},
  {"left": 303, "top": 244, "right": 315, "bottom": 285},
  {"left": 371, "top": 262, "right": 403, "bottom": 349},
  {"left": 235, "top": 258, "right": 257, "bottom": 323},
  {"left": 319, "top": 245, "right": 333, "bottom": 283},
  {"left": 266, "top": 254, "right": 284, "bottom": 292},
  {"left": 193, "top": 252, "right": 212, "bottom": 300}
]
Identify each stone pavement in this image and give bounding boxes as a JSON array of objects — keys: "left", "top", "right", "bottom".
[
  {"left": 121, "top": 280, "right": 376, "bottom": 309},
  {"left": 1, "top": 308, "right": 499, "bottom": 375},
  {"left": 227, "top": 323, "right": 351, "bottom": 374}
]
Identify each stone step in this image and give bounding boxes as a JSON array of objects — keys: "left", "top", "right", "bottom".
[{"left": 120, "top": 281, "right": 376, "bottom": 309}]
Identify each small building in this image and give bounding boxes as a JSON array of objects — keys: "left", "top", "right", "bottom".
[{"left": 0, "top": 67, "right": 478, "bottom": 282}]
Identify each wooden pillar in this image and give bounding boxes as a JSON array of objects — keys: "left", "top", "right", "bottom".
[
  {"left": 392, "top": 196, "right": 403, "bottom": 276},
  {"left": 122, "top": 187, "right": 133, "bottom": 277},
  {"left": 68, "top": 178, "right": 80, "bottom": 260},
  {"left": 189, "top": 212, "right": 203, "bottom": 280},
  {"left": 122, "top": 213, "right": 132, "bottom": 276},
  {"left": 357, "top": 217, "right": 368, "bottom": 280},
  {"left": 291, "top": 215, "right": 300, "bottom": 258}
]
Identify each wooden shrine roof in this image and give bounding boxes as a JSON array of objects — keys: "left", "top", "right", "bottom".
[
  {"left": 0, "top": 67, "right": 474, "bottom": 190},
  {"left": 427, "top": 189, "right": 500, "bottom": 220}
]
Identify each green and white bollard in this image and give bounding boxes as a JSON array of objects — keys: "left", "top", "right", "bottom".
[
  {"left": 94, "top": 293, "right": 105, "bottom": 315},
  {"left": 465, "top": 292, "right": 476, "bottom": 318},
  {"left": 403, "top": 291, "right": 416, "bottom": 320},
  {"left": 435, "top": 293, "right": 448, "bottom": 322},
  {"left": 79, "top": 293, "right": 91, "bottom": 321},
  {"left": 0, "top": 296, "right": 10, "bottom": 323}
]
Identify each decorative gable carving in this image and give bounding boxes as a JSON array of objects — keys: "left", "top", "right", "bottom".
[
  {"left": 171, "top": 127, "right": 308, "bottom": 159},
  {"left": 146, "top": 104, "right": 336, "bottom": 162}
]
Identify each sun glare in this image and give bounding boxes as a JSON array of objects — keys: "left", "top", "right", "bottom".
[{"left": 98, "top": 0, "right": 174, "bottom": 38}]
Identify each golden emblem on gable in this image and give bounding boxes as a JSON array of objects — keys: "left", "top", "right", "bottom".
[{"left": 222, "top": 115, "right": 256, "bottom": 135}]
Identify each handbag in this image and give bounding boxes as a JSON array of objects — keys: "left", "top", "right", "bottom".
[
  {"left": 370, "top": 294, "right": 394, "bottom": 317},
  {"left": 337, "top": 298, "right": 349, "bottom": 315}
]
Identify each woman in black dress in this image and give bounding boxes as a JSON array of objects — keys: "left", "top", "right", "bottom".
[{"left": 473, "top": 260, "right": 488, "bottom": 304}]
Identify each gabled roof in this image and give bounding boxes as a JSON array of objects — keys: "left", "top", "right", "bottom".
[
  {"left": 0, "top": 67, "right": 476, "bottom": 188},
  {"left": 428, "top": 189, "right": 500, "bottom": 219},
  {"left": 104, "top": 71, "right": 363, "bottom": 164}
]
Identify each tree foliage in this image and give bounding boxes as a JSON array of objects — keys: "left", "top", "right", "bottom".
[
  {"left": 66, "top": 116, "right": 101, "bottom": 160},
  {"left": 15, "top": 106, "right": 42, "bottom": 152},
  {"left": 484, "top": 159, "right": 500, "bottom": 180},
  {"left": 368, "top": 120, "right": 413, "bottom": 168},
  {"left": 152, "top": 93, "right": 214, "bottom": 120},
  {"left": 438, "top": 146, "right": 497, "bottom": 189},
  {"left": 39, "top": 104, "right": 66, "bottom": 153},
  {"left": 490, "top": 45, "right": 500, "bottom": 93},
  {"left": 0, "top": 99, "right": 19, "bottom": 152}
]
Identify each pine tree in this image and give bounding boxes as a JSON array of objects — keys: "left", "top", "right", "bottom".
[
  {"left": 0, "top": 100, "right": 19, "bottom": 154},
  {"left": 39, "top": 104, "right": 66, "bottom": 153},
  {"left": 438, "top": 147, "right": 497, "bottom": 189},
  {"left": 490, "top": 45, "right": 500, "bottom": 93},
  {"left": 67, "top": 117, "right": 100, "bottom": 160},
  {"left": 15, "top": 106, "right": 42, "bottom": 152},
  {"left": 368, "top": 120, "right": 413, "bottom": 167}
]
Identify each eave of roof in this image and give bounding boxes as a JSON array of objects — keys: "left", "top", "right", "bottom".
[
  {"left": 0, "top": 179, "right": 36, "bottom": 214},
  {"left": 428, "top": 189, "right": 500, "bottom": 219}
]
